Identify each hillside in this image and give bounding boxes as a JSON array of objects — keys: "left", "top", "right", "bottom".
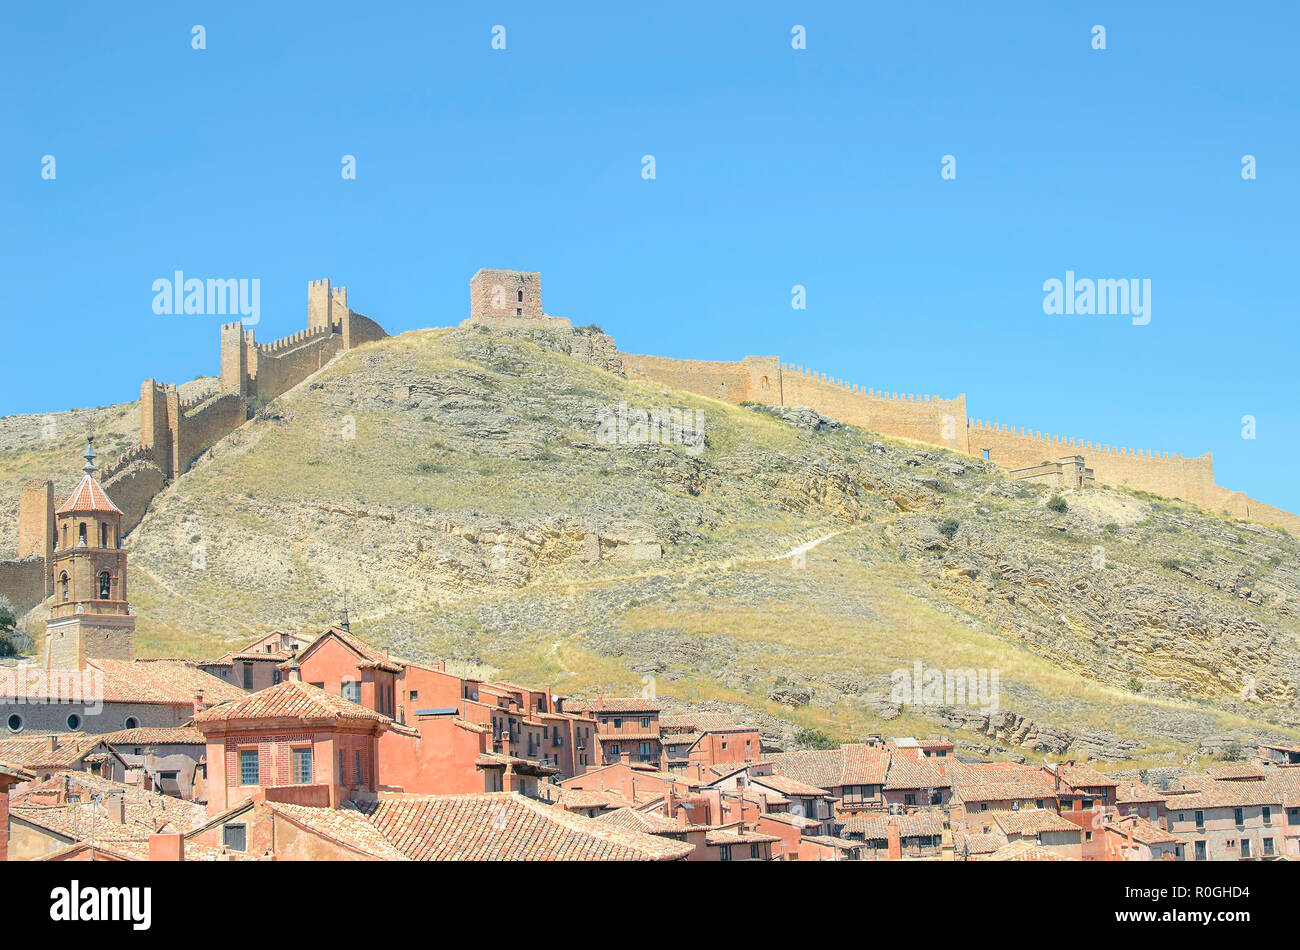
[
  {"left": 6, "top": 326, "right": 1300, "bottom": 764},
  {"left": 0, "top": 377, "right": 217, "bottom": 559}
]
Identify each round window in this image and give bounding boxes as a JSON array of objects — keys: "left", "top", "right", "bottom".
[
  {"left": 123, "top": 716, "right": 140, "bottom": 730},
  {"left": 6, "top": 713, "right": 22, "bottom": 733},
  {"left": 67, "top": 713, "right": 82, "bottom": 730}
]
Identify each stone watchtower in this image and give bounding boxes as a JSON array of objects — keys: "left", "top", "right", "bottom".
[
  {"left": 462, "top": 269, "right": 572, "bottom": 329},
  {"left": 43, "top": 438, "right": 136, "bottom": 670}
]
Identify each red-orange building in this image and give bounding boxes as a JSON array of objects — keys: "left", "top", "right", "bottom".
[
  {"left": 192, "top": 669, "right": 391, "bottom": 816},
  {"left": 566, "top": 697, "right": 664, "bottom": 768}
]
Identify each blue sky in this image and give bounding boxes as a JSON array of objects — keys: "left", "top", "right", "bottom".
[{"left": 3, "top": 2, "right": 1297, "bottom": 510}]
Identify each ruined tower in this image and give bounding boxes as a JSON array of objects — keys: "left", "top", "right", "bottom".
[
  {"left": 43, "top": 438, "right": 135, "bottom": 670},
  {"left": 462, "top": 269, "right": 572, "bottom": 329}
]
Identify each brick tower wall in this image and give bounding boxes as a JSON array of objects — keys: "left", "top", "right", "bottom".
[{"left": 0, "top": 557, "right": 47, "bottom": 616}]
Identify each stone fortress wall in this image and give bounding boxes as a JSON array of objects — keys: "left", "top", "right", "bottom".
[
  {"left": 466, "top": 268, "right": 1298, "bottom": 534},
  {"left": 625, "top": 353, "right": 1299, "bottom": 534},
  {"left": 3, "top": 265, "right": 1294, "bottom": 622},
  {"left": 2, "top": 281, "right": 387, "bottom": 614}
]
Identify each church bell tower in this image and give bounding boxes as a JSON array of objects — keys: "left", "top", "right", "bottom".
[{"left": 43, "top": 437, "right": 136, "bottom": 670}]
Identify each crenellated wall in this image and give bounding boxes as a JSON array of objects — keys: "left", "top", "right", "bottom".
[
  {"left": 621, "top": 351, "right": 1299, "bottom": 533},
  {"left": 623, "top": 353, "right": 780, "bottom": 405},
  {"left": 780, "top": 364, "right": 969, "bottom": 454}
]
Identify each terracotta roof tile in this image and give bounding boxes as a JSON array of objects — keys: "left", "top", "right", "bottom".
[
  {"left": 749, "top": 773, "right": 830, "bottom": 797},
  {"left": 597, "top": 807, "right": 705, "bottom": 834},
  {"left": 564, "top": 698, "right": 661, "bottom": 714},
  {"left": 356, "top": 792, "right": 694, "bottom": 860},
  {"left": 100, "top": 726, "right": 205, "bottom": 746},
  {"left": 704, "top": 827, "right": 780, "bottom": 847},
  {"left": 192, "top": 680, "right": 390, "bottom": 725},
  {"left": 768, "top": 744, "right": 890, "bottom": 789},
  {"left": 840, "top": 811, "right": 944, "bottom": 839},
  {"left": 11, "top": 772, "right": 203, "bottom": 843},
  {"left": 0, "top": 734, "right": 109, "bottom": 770},
  {"left": 1167, "top": 780, "right": 1282, "bottom": 810},
  {"left": 55, "top": 474, "right": 123, "bottom": 516},
  {"left": 88, "top": 658, "right": 247, "bottom": 706},
  {"left": 1056, "top": 762, "right": 1118, "bottom": 790},
  {"left": 1113, "top": 814, "right": 1179, "bottom": 846},
  {"left": 992, "top": 809, "right": 1081, "bottom": 835},
  {"left": 976, "top": 839, "right": 1070, "bottom": 861},
  {"left": 883, "top": 754, "right": 951, "bottom": 791},
  {"left": 267, "top": 801, "right": 410, "bottom": 860}
]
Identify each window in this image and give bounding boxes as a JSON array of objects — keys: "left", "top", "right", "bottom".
[
  {"left": 78, "top": 522, "right": 87, "bottom": 544},
  {"left": 342, "top": 679, "right": 361, "bottom": 703},
  {"left": 99, "top": 522, "right": 108, "bottom": 548},
  {"left": 608, "top": 744, "right": 620, "bottom": 756},
  {"left": 1262, "top": 806, "right": 1271, "bottom": 825},
  {"left": 59, "top": 572, "right": 69, "bottom": 602},
  {"left": 1195, "top": 840, "right": 1207, "bottom": 861},
  {"left": 1036, "top": 800, "right": 1044, "bottom": 809},
  {"left": 293, "top": 747, "right": 313, "bottom": 784},
  {"left": 1234, "top": 807, "right": 1244, "bottom": 826},
  {"left": 517, "top": 289, "right": 524, "bottom": 302},
  {"left": 750, "top": 844, "right": 761, "bottom": 859},
  {"left": 640, "top": 717, "right": 650, "bottom": 729},
  {"left": 982, "top": 449, "right": 990, "bottom": 461},
  {"left": 1194, "top": 810, "right": 1205, "bottom": 829},
  {"left": 98, "top": 571, "right": 112, "bottom": 599},
  {"left": 6, "top": 713, "right": 22, "bottom": 733},
  {"left": 613, "top": 718, "right": 622, "bottom": 729},
  {"left": 1263, "top": 838, "right": 1275, "bottom": 856},
  {"left": 1082, "top": 799, "right": 1094, "bottom": 810},
  {"left": 1241, "top": 838, "right": 1252, "bottom": 858},
  {"left": 239, "top": 750, "right": 259, "bottom": 786},
  {"left": 639, "top": 741, "right": 652, "bottom": 762},
  {"left": 719, "top": 845, "right": 732, "bottom": 862},
  {"left": 242, "top": 664, "right": 253, "bottom": 690},
  {"left": 223, "top": 824, "right": 247, "bottom": 852},
  {"left": 66, "top": 714, "right": 81, "bottom": 730},
  {"left": 123, "top": 716, "right": 139, "bottom": 729},
  {"left": 354, "top": 750, "right": 363, "bottom": 786},
  {"left": 515, "top": 308, "right": 522, "bottom": 316},
  {"left": 409, "top": 690, "right": 419, "bottom": 701}
]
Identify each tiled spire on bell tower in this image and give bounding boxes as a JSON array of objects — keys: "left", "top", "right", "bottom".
[{"left": 43, "top": 437, "right": 136, "bottom": 670}]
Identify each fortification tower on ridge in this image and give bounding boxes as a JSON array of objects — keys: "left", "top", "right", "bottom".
[{"left": 462, "top": 269, "right": 573, "bottom": 330}]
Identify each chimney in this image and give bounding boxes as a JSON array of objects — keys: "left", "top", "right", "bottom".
[
  {"left": 502, "top": 766, "right": 519, "bottom": 793},
  {"left": 104, "top": 792, "right": 125, "bottom": 824},
  {"left": 285, "top": 648, "right": 302, "bottom": 683},
  {"left": 665, "top": 785, "right": 677, "bottom": 820},
  {"left": 149, "top": 832, "right": 185, "bottom": 862},
  {"left": 338, "top": 608, "right": 350, "bottom": 632},
  {"left": 46, "top": 735, "right": 57, "bottom": 753},
  {"left": 193, "top": 690, "right": 206, "bottom": 715},
  {"left": 887, "top": 818, "right": 902, "bottom": 860}
]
